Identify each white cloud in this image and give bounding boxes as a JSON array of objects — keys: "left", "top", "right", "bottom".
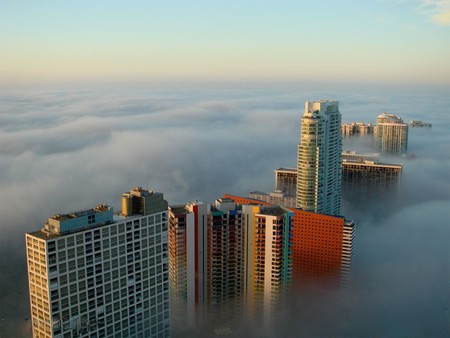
[
  {"left": 1, "top": 85, "right": 450, "bottom": 337},
  {"left": 419, "top": 0, "right": 450, "bottom": 25}
]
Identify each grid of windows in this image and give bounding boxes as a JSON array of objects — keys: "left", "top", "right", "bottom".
[
  {"left": 26, "top": 236, "right": 52, "bottom": 337},
  {"left": 342, "top": 162, "right": 402, "bottom": 204},
  {"left": 26, "top": 211, "right": 170, "bottom": 338}
]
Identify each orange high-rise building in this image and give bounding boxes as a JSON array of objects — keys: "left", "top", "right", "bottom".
[{"left": 224, "top": 194, "right": 354, "bottom": 287}]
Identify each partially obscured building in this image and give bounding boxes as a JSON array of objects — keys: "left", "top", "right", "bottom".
[
  {"left": 409, "top": 120, "right": 432, "bottom": 127},
  {"left": 169, "top": 197, "right": 295, "bottom": 334},
  {"left": 342, "top": 153, "right": 403, "bottom": 208},
  {"left": 242, "top": 204, "right": 293, "bottom": 329},
  {"left": 375, "top": 113, "right": 408, "bottom": 154},
  {"left": 209, "top": 199, "right": 245, "bottom": 324},
  {"left": 342, "top": 151, "right": 379, "bottom": 162},
  {"left": 274, "top": 168, "right": 298, "bottom": 196},
  {"left": 25, "top": 187, "right": 170, "bottom": 338},
  {"left": 258, "top": 151, "right": 402, "bottom": 212},
  {"left": 168, "top": 199, "right": 245, "bottom": 333},
  {"left": 168, "top": 204, "right": 194, "bottom": 330},
  {"left": 249, "top": 190, "right": 295, "bottom": 208},
  {"left": 248, "top": 168, "right": 298, "bottom": 207},
  {"left": 341, "top": 122, "right": 375, "bottom": 137},
  {"left": 291, "top": 209, "right": 354, "bottom": 287},
  {"left": 224, "top": 194, "right": 354, "bottom": 289},
  {"left": 297, "top": 100, "right": 342, "bottom": 215}
]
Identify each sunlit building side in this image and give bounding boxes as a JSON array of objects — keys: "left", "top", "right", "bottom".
[
  {"left": 292, "top": 210, "right": 354, "bottom": 287},
  {"left": 225, "top": 194, "right": 354, "bottom": 288},
  {"left": 168, "top": 205, "right": 195, "bottom": 330},
  {"left": 296, "top": 100, "right": 342, "bottom": 215},
  {"left": 242, "top": 205, "right": 293, "bottom": 331},
  {"left": 168, "top": 201, "right": 209, "bottom": 331},
  {"left": 208, "top": 199, "right": 245, "bottom": 325},
  {"left": 25, "top": 187, "right": 170, "bottom": 338}
]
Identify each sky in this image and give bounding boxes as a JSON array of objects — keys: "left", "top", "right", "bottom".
[{"left": 1, "top": 0, "right": 450, "bottom": 86}]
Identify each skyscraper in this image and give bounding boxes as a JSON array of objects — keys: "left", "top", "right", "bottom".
[
  {"left": 242, "top": 204, "right": 293, "bottom": 330},
  {"left": 296, "top": 100, "right": 342, "bottom": 215},
  {"left": 168, "top": 199, "right": 245, "bottom": 333},
  {"left": 168, "top": 204, "right": 195, "bottom": 330},
  {"left": 25, "top": 187, "right": 170, "bottom": 338},
  {"left": 375, "top": 112, "right": 408, "bottom": 154}
]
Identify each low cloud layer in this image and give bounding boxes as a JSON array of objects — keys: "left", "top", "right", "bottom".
[{"left": 0, "top": 84, "right": 449, "bottom": 337}]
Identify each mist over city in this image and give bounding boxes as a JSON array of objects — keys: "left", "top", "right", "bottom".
[{"left": 0, "top": 84, "right": 449, "bottom": 337}]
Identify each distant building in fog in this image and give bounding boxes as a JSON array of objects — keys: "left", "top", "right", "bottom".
[
  {"left": 249, "top": 190, "right": 296, "bottom": 208},
  {"left": 274, "top": 168, "right": 297, "bottom": 196},
  {"left": 297, "top": 100, "right": 342, "bottom": 215},
  {"left": 375, "top": 113, "right": 408, "bottom": 154},
  {"left": 248, "top": 168, "right": 297, "bottom": 207},
  {"left": 341, "top": 153, "right": 403, "bottom": 208},
  {"left": 26, "top": 187, "right": 170, "bottom": 338},
  {"left": 341, "top": 122, "right": 375, "bottom": 137},
  {"left": 266, "top": 153, "right": 403, "bottom": 212},
  {"left": 409, "top": 120, "right": 432, "bottom": 127},
  {"left": 342, "top": 151, "right": 379, "bottom": 162}
]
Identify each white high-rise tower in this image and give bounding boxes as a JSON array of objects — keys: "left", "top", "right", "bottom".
[
  {"left": 375, "top": 112, "right": 408, "bottom": 154},
  {"left": 296, "top": 100, "right": 342, "bottom": 215},
  {"left": 26, "top": 188, "right": 170, "bottom": 338}
]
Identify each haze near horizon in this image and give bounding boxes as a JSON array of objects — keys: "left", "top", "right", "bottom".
[{"left": 1, "top": 0, "right": 450, "bottom": 87}]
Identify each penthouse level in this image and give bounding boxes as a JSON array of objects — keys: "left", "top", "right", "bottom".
[{"left": 42, "top": 205, "right": 114, "bottom": 236}]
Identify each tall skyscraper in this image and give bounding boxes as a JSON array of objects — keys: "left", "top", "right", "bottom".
[
  {"left": 168, "top": 199, "right": 245, "bottom": 333},
  {"left": 375, "top": 112, "right": 408, "bottom": 154},
  {"left": 168, "top": 204, "right": 195, "bottom": 330},
  {"left": 242, "top": 205, "right": 293, "bottom": 328},
  {"left": 296, "top": 100, "right": 342, "bottom": 215},
  {"left": 209, "top": 199, "right": 245, "bottom": 324},
  {"left": 25, "top": 187, "right": 170, "bottom": 338}
]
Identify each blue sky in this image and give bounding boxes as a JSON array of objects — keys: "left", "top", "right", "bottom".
[{"left": 1, "top": 0, "right": 449, "bottom": 86}]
